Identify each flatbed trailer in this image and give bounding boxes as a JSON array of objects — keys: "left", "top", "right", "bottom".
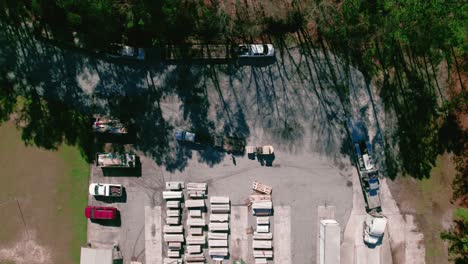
[{"left": 252, "top": 181, "right": 272, "bottom": 195}]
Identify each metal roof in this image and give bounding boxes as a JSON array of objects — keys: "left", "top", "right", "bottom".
[{"left": 80, "top": 247, "right": 113, "bottom": 264}]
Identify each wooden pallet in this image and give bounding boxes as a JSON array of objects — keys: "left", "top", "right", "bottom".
[{"left": 252, "top": 181, "right": 272, "bottom": 195}]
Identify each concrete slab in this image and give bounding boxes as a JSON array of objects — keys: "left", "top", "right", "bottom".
[
  {"left": 145, "top": 206, "right": 162, "bottom": 264},
  {"left": 274, "top": 206, "right": 291, "bottom": 264},
  {"left": 230, "top": 206, "right": 249, "bottom": 263},
  {"left": 316, "top": 205, "right": 335, "bottom": 264}
]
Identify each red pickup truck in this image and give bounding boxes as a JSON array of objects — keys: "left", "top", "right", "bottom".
[{"left": 85, "top": 206, "right": 117, "bottom": 220}]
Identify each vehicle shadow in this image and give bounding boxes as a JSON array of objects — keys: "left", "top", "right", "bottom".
[
  {"left": 257, "top": 154, "right": 276, "bottom": 167},
  {"left": 93, "top": 187, "right": 128, "bottom": 203},
  {"left": 101, "top": 161, "right": 142, "bottom": 177},
  {"left": 90, "top": 211, "right": 122, "bottom": 227}
]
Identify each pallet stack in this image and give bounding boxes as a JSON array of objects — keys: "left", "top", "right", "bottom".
[
  {"left": 209, "top": 196, "right": 230, "bottom": 260},
  {"left": 185, "top": 182, "right": 207, "bottom": 264},
  {"left": 163, "top": 182, "right": 185, "bottom": 263},
  {"left": 251, "top": 182, "right": 274, "bottom": 263}
]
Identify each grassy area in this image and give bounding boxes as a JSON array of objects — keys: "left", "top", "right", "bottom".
[
  {"left": 60, "top": 144, "right": 90, "bottom": 263},
  {"left": 388, "top": 153, "right": 456, "bottom": 264},
  {"left": 0, "top": 121, "right": 89, "bottom": 264}
]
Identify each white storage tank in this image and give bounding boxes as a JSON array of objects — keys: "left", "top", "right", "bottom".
[{"left": 319, "top": 219, "right": 341, "bottom": 264}]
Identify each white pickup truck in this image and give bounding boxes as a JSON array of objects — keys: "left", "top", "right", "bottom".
[
  {"left": 363, "top": 212, "right": 388, "bottom": 245},
  {"left": 89, "top": 183, "right": 123, "bottom": 197}
]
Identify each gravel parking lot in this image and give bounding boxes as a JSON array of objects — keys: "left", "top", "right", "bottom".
[{"left": 87, "top": 144, "right": 353, "bottom": 263}]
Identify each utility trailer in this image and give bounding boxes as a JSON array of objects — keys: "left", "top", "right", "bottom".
[
  {"left": 96, "top": 152, "right": 137, "bottom": 168},
  {"left": 213, "top": 135, "right": 246, "bottom": 154}
]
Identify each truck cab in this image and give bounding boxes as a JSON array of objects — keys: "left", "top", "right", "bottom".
[
  {"left": 89, "top": 183, "right": 123, "bottom": 197},
  {"left": 85, "top": 206, "right": 117, "bottom": 220},
  {"left": 363, "top": 213, "right": 388, "bottom": 245}
]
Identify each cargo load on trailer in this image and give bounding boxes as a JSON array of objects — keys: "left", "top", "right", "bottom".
[
  {"left": 96, "top": 152, "right": 137, "bottom": 168},
  {"left": 92, "top": 117, "right": 127, "bottom": 134}
]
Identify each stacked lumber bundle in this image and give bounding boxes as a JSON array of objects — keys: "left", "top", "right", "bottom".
[
  {"left": 211, "top": 204, "right": 230, "bottom": 213},
  {"left": 165, "top": 181, "right": 184, "bottom": 190},
  {"left": 209, "top": 214, "right": 229, "bottom": 222},
  {"left": 253, "top": 250, "right": 273, "bottom": 258},
  {"left": 188, "top": 227, "right": 203, "bottom": 236},
  {"left": 185, "top": 199, "right": 205, "bottom": 208},
  {"left": 256, "top": 225, "right": 269, "bottom": 233},
  {"left": 163, "top": 234, "right": 184, "bottom": 243},
  {"left": 209, "top": 247, "right": 229, "bottom": 257},
  {"left": 163, "top": 258, "right": 182, "bottom": 264},
  {"left": 252, "top": 240, "right": 272, "bottom": 249},
  {"left": 252, "top": 201, "right": 273, "bottom": 216},
  {"left": 163, "top": 191, "right": 183, "bottom": 200},
  {"left": 257, "top": 217, "right": 269, "bottom": 225},
  {"left": 166, "top": 201, "right": 180, "bottom": 208},
  {"left": 168, "top": 249, "right": 180, "bottom": 258},
  {"left": 166, "top": 217, "right": 180, "bottom": 225},
  {"left": 209, "top": 223, "right": 229, "bottom": 232},
  {"left": 186, "top": 245, "right": 201, "bottom": 254},
  {"left": 186, "top": 218, "right": 206, "bottom": 227},
  {"left": 189, "top": 209, "right": 202, "bottom": 218},
  {"left": 167, "top": 209, "right": 180, "bottom": 217},
  {"left": 184, "top": 253, "right": 205, "bottom": 262},
  {"left": 208, "top": 239, "right": 228, "bottom": 247},
  {"left": 187, "top": 182, "right": 207, "bottom": 198},
  {"left": 253, "top": 232, "right": 273, "bottom": 240},
  {"left": 186, "top": 235, "right": 206, "bottom": 245},
  {"left": 164, "top": 183, "right": 184, "bottom": 259},
  {"left": 255, "top": 258, "right": 268, "bottom": 264},
  {"left": 208, "top": 232, "right": 228, "bottom": 240},
  {"left": 210, "top": 196, "right": 230, "bottom": 204},
  {"left": 164, "top": 225, "right": 183, "bottom": 234},
  {"left": 168, "top": 242, "right": 182, "bottom": 250}
]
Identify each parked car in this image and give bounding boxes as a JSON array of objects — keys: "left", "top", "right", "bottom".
[
  {"left": 107, "top": 44, "right": 145, "bottom": 60},
  {"left": 175, "top": 129, "right": 196, "bottom": 142},
  {"left": 85, "top": 206, "right": 118, "bottom": 220},
  {"left": 89, "top": 183, "right": 123, "bottom": 197},
  {"left": 232, "top": 44, "right": 275, "bottom": 58}
]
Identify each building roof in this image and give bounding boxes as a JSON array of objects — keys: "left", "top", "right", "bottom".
[{"left": 80, "top": 247, "right": 113, "bottom": 264}]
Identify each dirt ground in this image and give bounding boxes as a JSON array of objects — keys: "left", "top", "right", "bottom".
[
  {"left": 387, "top": 153, "right": 457, "bottom": 264},
  {"left": 0, "top": 121, "right": 89, "bottom": 264}
]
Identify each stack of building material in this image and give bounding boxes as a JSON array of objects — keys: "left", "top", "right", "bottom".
[
  {"left": 164, "top": 225, "right": 184, "bottom": 234},
  {"left": 187, "top": 183, "right": 207, "bottom": 198},
  {"left": 185, "top": 199, "right": 205, "bottom": 208},
  {"left": 252, "top": 201, "right": 273, "bottom": 216},
  {"left": 256, "top": 224, "right": 269, "bottom": 233},
  {"left": 163, "top": 191, "right": 183, "bottom": 200},
  {"left": 184, "top": 253, "right": 205, "bottom": 262},
  {"left": 163, "top": 258, "right": 182, "bottom": 264},
  {"left": 164, "top": 183, "right": 184, "bottom": 259},
  {"left": 166, "top": 181, "right": 184, "bottom": 190},
  {"left": 185, "top": 184, "right": 208, "bottom": 262},
  {"left": 253, "top": 250, "right": 273, "bottom": 258},
  {"left": 252, "top": 240, "right": 272, "bottom": 249},
  {"left": 167, "top": 201, "right": 180, "bottom": 209},
  {"left": 209, "top": 223, "right": 229, "bottom": 232},
  {"left": 253, "top": 232, "right": 273, "bottom": 240},
  {"left": 251, "top": 182, "right": 274, "bottom": 262},
  {"left": 209, "top": 196, "right": 230, "bottom": 260}
]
